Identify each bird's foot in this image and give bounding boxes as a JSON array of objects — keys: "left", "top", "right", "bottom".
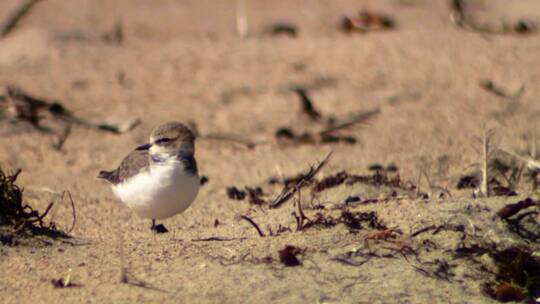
[{"left": 150, "top": 219, "right": 169, "bottom": 234}]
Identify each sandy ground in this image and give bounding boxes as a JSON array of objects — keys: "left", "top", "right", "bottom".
[{"left": 1, "top": 0, "right": 540, "bottom": 303}]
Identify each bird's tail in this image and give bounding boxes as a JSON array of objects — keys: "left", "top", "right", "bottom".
[{"left": 97, "top": 170, "right": 114, "bottom": 182}]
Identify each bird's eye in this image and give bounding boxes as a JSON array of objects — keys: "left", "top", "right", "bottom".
[{"left": 155, "top": 137, "right": 172, "bottom": 145}]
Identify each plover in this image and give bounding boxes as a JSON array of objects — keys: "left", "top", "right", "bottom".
[{"left": 98, "top": 122, "right": 200, "bottom": 233}]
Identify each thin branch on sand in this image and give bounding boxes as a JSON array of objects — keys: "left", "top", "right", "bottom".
[
  {"left": 240, "top": 215, "right": 265, "bottom": 237},
  {"left": 0, "top": 0, "right": 43, "bottom": 38},
  {"left": 270, "top": 151, "right": 332, "bottom": 208}
]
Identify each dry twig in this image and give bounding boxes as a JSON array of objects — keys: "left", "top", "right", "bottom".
[
  {"left": 320, "top": 109, "right": 380, "bottom": 136},
  {"left": 293, "top": 87, "right": 321, "bottom": 121},
  {"left": 240, "top": 215, "right": 265, "bottom": 237},
  {"left": 192, "top": 236, "right": 247, "bottom": 242},
  {"left": 0, "top": 0, "right": 43, "bottom": 38},
  {"left": 62, "top": 191, "right": 76, "bottom": 233},
  {"left": 270, "top": 152, "right": 332, "bottom": 208}
]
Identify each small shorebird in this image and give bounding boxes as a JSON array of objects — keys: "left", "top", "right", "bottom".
[{"left": 98, "top": 122, "right": 200, "bottom": 233}]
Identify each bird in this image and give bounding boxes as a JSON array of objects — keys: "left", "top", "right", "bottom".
[{"left": 98, "top": 122, "right": 200, "bottom": 233}]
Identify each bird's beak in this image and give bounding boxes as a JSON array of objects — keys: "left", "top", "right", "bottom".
[{"left": 135, "top": 143, "right": 152, "bottom": 151}]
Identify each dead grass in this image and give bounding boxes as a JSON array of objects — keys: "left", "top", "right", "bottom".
[{"left": 0, "top": 167, "right": 69, "bottom": 245}]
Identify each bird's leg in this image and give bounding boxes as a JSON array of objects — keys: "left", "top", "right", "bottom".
[{"left": 150, "top": 219, "right": 169, "bottom": 234}]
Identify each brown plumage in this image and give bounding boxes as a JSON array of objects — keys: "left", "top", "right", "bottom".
[
  {"left": 98, "top": 149, "right": 149, "bottom": 185},
  {"left": 150, "top": 122, "right": 196, "bottom": 143}
]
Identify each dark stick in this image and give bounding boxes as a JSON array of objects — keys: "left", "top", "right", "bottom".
[
  {"left": 240, "top": 215, "right": 265, "bottom": 237},
  {"left": 29, "top": 201, "right": 54, "bottom": 223},
  {"left": 270, "top": 151, "right": 332, "bottom": 208},
  {"left": 293, "top": 87, "right": 321, "bottom": 121},
  {"left": 410, "top": 225, "right": 437, "bottom": 238},
  {"left": 0, "top": 0, "right": 43, "bottom": 38},
  {"left": 6, "top": 84, "right": 140, "bottom": 135},
  {"left": 320, "top": 109, "right": 380, "bottom": 136},
  {"left": 191, "top": 236, "right": 247, "bottom": 242},
  {"left": 8, "top": 168, "right": 22, "bottom": 183}
]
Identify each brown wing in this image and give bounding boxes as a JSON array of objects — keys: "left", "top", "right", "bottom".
[{"left": 98, "top": 149, "right": 150, "bottom": 185}]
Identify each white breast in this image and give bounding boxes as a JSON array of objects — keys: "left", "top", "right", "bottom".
[{"left": 112, "top": 163, "right": 200, "bottom": 220}]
